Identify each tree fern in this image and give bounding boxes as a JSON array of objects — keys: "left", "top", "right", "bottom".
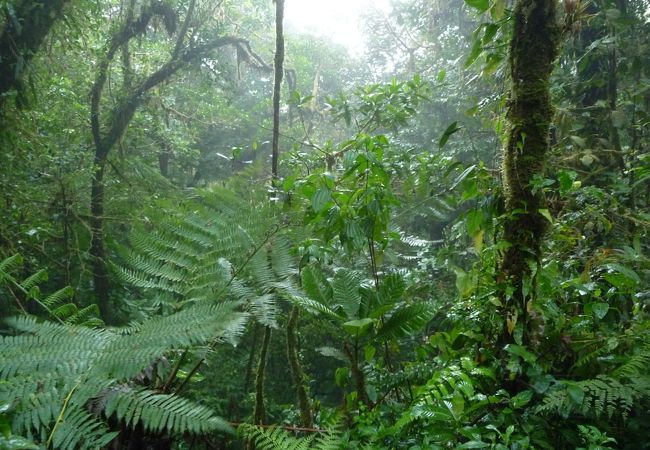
[
  {"left": 0, "top": 298, "right": 247, "bottom": 448},
  {"left": 115, "top": 189, "right": 289, "bottom": 328}
]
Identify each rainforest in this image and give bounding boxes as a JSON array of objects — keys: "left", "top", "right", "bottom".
[{"left": 0, "top": 0, "right": 649, "bottom": 449}]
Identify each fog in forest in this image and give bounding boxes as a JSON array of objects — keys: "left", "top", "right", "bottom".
[{"left": 0, "top": 0, "right": 648, "bottom": 449}]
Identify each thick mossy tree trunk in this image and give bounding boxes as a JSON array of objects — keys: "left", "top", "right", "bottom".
[
  {"left": 500, "top": 0, "right": 560, "bottom": 345},
  {"left": 0, "top": 0, "right": 70, "bottom": 110}
]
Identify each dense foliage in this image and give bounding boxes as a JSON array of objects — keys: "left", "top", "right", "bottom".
[{"left": 1, "top": 0, "right": 648, "bottom": 449}]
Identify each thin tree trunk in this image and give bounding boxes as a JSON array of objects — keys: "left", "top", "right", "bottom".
[
  {"left": 343, "top": 341, "right": 370, "bottom": 407},
  {"left": 271, "top": 0, "right": 285, "bottom": 184},
  {"left": 90, "top": 159, "right": 111, "bottom": 321},
  {"left": 243, "top": 323, "right": 260, "bottom": 393},
  {"left": 253, "top": 326, "right": 271, "bottom": 425},
  {"left": 286, "top": 306, "right": 313, "bottom": 427},
  {"left": 499, "top": 0, "right": 560, "bottom": 346}
]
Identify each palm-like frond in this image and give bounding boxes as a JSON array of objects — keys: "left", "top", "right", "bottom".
[
  {"left": 117, "top": 188, "right": 290, "bottom": 330},
  {"left": 0, "top": 298, "right": 247, "bottom": 448},
  {"left": 374, "top": 303, "right": 435, "bottom": 342},
  {"left": 105, "top": 388, "right": 232, "bottom": 434}
]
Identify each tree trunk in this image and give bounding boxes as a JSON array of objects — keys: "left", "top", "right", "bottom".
[
  {"left": 343, "top": 341, "right": 370, "bottom": 407},
  {"left": 499, "top": 0, "right": 560, "bottom": 345},
  {"left": 90, "top": 158, "right": 111, "bottom": 322},
  {"left": 286, "top": 306, "right": 313, "bottom": 427},
  {"left": 253, "top": 326, "right": 271, "bottom": 425},
  {"left": 271, "top": 0, "right": 285, "bottom": 185}
]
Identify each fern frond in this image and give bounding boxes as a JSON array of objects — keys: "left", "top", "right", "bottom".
[
  {"left": 41, "top": 286, "right": 75, "bottom": 310},
  {"left": 248, "top": 293, "right": 279, "bottom": 328},
  {"left": 301, "top": 265, "right": 333, "bottom": 306},
  {"left": 49, "top": 407, "right": 118, "bottom": 450},
  {"left": 0, "top": 253, "right": 23, "bottom": 276},
  {"left": 374, "top": 303, "right": 434, "bottom": 342},
  {"left": 101, "top": 302, "right": 247, "bottom": 380},
  {"left": 281, "top": 292, "right": 342, "bottom": 319},
  {"left": 238, "top": 424, "right": 314, "bottom": 450},
  {"left": 537, "top": 375, "right": 639, "bottom": 419},
  {"left": 105, "top": 388, "right": 232, "bottom": 435},
  {"left": 612, "top": 343, "right": 650, "bottom": 381},
  {"left": 332, "top": 269, "right": 361, "bottom": 319},
  {"left": 1, "top": 301, "right": 246, "bottom": 448},
  {"left": 19, "top": 269, "right": 48, "bottom": 292},
  {"left": 377, "top": 272, "right": 406, "bottom": 306}
]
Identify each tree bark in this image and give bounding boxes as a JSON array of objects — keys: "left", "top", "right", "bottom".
[
  {"left": 286, "top": 306, "right": 313, "bottom": 427},
  {"left": 271, "top": 0, "right": 285, "bottom": 184},
  {"left": 499, "top": 0, "right": 560, "bottom": 345},
  {"left": 253, "top": 326, "right": 271, "bottom": 425}
]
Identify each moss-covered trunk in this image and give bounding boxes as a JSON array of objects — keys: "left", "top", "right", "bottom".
[{"left": 500, "top": 0, "right": 560, "bottom": 345}]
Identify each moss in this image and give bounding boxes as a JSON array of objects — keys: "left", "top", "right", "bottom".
[{"left": 500, "top": 0, "right": 561, "bottom": 340}]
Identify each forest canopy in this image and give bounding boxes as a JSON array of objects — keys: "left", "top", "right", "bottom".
[{"left": 0, "top": 0, "right": 649, "bottom": 449}]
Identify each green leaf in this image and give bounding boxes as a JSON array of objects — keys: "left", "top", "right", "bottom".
[
  {"left": 557, "top": 170, "right": 577, "bottom": 196},
  {"left": 505, "top": 344, "right": 536, "bottom": 363},
  {"left": 311, "top": 188, "right": 332, "bottom": 213},
  {"left": 335, "top": 367, "right": 349, "bottom": 387},
  {"left": 454, "top": 267, "right": 477, "bottom": 298},
  {"left": 511, "top": 390, "right": 533, "bottom": 409},
  {"left": 342, "top": 318, "right": 373, "bottom": 336},
  {"left": 438, "top": 121, "right": 462, "bottom": 148},
  {"left": 602, "top": 263, "right": 640, "bottom": 288},
  {"left": 450, "top": 390, "right": 465, "bottom": 420},
  {"left": 364, "top": 345, "right": 376, "bottom": 362},
  {"left": 466, "top": 209, "right": 483, "bottom": 236},
  {"left": 591, "top": 302, "right": 609, "bottom": 320},
  {"left": 464, "top": 0, "right": 490, "bottom": 12},
  {"left": 538, "top": 208, "right": 553, "bottom": 224},
  {"left": 0, "top": 435, "right": 39, "bottom": 450},
  {"left": 566, "top": 384, "right": 585, "bottom": 406}
]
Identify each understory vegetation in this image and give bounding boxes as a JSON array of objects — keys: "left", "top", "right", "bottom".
[{"left": 0, "top": 0, "right": 648, "bottom": 449}]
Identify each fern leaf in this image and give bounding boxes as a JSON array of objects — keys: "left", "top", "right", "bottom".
[
  {"left": 105, "top": 388, "right": 232, "bottom": 435},
  {"left": 20, "top": 269, "right": 48, "bottom": 292},
  {"left": 41, "top": 286, "right": 75, "bottom": 310},
  {"left": 0, "top": 253, "right": 23, "bottom": 276},
  {"left": 332, "top": 269, "right": 361, "bottom": 320},
  {"left": 301, "top": 265, "right": 333, "bottom": 306},
  {"left": 374, "top": 303, "right": 434, "bottom": 342},
  {"left": 238, "top": 424, "right": 314, "bottom": 450}
]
